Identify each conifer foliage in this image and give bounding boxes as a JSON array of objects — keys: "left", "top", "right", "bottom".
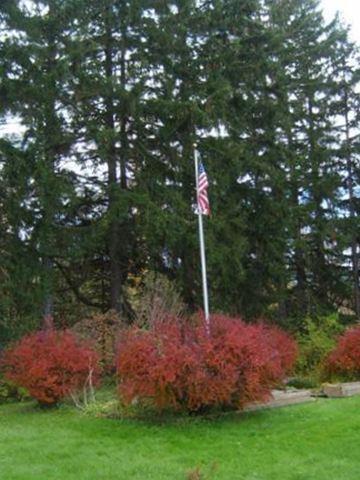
[{"left": 0, "top": 0, "right": 359, "bottom": 336}]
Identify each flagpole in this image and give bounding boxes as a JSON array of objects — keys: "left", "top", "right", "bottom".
[{"left": 194, "top": 145, "right": 210, "bottom": 331}]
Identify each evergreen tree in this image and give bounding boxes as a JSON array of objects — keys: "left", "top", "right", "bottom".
[
  {"left": 265, "top": 0, "right": 353, "bottom": 319},
  {"left": 1, "top": 0, "right": 359, "bottom": 335},
  {"left": 0, "top": 0, "right": 79, "bottom": 323},
  {"left": 64, "top": 0, "right": 154, "bottom": 317},
  {"left": 329, "top": 28, "right": 360, "bottom": 318}
]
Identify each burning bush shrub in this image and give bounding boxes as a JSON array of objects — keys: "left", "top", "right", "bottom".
[
  {"left": 262, "top": 324, "right": 298, "bottom": 375},
  {"left": 1, "top": 330, "right": 101, "bottom": 405},
  {"left": 116, "top": 314, "right": 297, "bottom": 412},
  {"left": 325, "top": 326, "right": 360, "bottom": 381}
]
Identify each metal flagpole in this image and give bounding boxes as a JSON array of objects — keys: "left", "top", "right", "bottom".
[{"left": 194, "top": 145, "right": 210, "bottom": 331}]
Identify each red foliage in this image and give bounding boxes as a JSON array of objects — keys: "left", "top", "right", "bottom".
[
  {"left": 325, "top": 326, "right": 360, "bottom": 380},
  {"left": 116, "top": 314, "right": 298, "bottom": 412},
  {"left": 262, "top": 324, "right": 298, "bottom": 375},
  {"left": 1, "top": 330, "right": 101, "bottom": 405}
]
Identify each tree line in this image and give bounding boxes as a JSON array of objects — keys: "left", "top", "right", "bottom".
[{"left": 0, "top": 0, "right": 359, "bottom": 340}]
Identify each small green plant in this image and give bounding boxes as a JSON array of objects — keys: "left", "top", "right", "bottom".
[
  {"left": 0, "top": 376, "right": 29, "bottom": 403},
  {"left": 81, "top": 399, "right": 121, "bottom": 418},
  {"left": 286, "top": 377, "right": 318, "bottom": 390}
]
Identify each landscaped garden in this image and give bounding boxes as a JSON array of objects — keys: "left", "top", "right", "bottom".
[
  {"left": 1, "top": 308, "right": 360, "bottom": 479},
  {"left": 1, "top": 1, "right": 360, "bottom": 479}
]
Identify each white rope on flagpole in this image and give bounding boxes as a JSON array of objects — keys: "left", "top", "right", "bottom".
[{"left": 194, "top": 145, "right": 210, "bottom": 332}]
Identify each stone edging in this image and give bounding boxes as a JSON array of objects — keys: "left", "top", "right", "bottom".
[
  {"left": 244, "top": 389, "right": 314, "bottom": 412},
  {"left": 322, "top": 381, "right": 360, "bottom": 398}
]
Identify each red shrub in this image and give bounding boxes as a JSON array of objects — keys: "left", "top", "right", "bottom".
[
  {"left": 1, "top": 330, "right": 101, "bottom": 405},
  {"left": 116, "top": 314, "right": 298, "bottom": 412},
  {"left": 325, "top": 326, "right": 360, "bottom": 380},
  {"left": 262, "top": 324, "right": 298, "bottom": 375}
]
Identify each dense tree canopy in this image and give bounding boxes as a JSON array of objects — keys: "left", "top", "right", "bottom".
[{"left": 0, "top": 0, "right": 359, "bottom": 339}]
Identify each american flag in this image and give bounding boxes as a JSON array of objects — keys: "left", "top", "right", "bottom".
[{"left": 197, "top": 162, "right": 210, "bottom": 215}]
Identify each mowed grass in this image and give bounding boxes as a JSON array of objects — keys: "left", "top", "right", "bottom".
[{"left": 1, "top": 396, "right": 360, "bottom": 480}]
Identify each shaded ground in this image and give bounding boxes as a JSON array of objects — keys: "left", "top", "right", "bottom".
[{"left": 0, "top": 396, "right": 359, "bottom": 480}]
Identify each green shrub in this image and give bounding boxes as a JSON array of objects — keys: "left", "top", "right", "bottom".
[
  {"left": 0, "top": 376, "right": 29, "bottom": 403},
  {"left": 296, "top": 313, "right": 344, "bottom": 383},
  {"left": 286, "top": 376, "right": 318, "bottom": 390}
]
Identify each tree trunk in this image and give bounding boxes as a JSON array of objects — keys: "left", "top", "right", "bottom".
[{"left": 104, "top": 7, "right": 123, "bottom": 314}]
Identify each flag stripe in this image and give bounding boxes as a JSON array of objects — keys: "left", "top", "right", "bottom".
[{"left": 197, "top": 162, "right": 210, "bottom": 215}]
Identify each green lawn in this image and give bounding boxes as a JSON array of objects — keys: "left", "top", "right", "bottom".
[{"left": 1, "top": 397, "right": 360, "bottom": 480}]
